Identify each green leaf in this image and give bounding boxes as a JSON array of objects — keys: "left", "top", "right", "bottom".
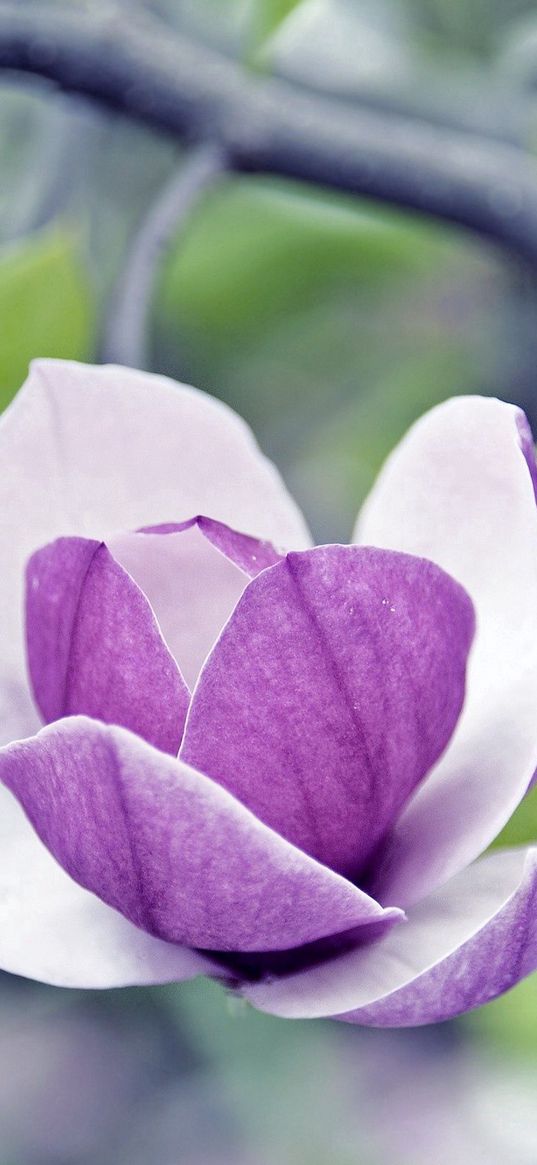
[{"left": 0, "top": 227, "right": 95, "bottom": 413}]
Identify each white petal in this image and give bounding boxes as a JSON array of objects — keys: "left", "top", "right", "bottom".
[
  {"left": 355, "top": 396, "right": 537, "bottom": 903},
  {"left": 0, "top": 794, "right": 215, "bottom": 988},
  {"left": 0, "top": 360, "right": 310, "bottom": 744}
]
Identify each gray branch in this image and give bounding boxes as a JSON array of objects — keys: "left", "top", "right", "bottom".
[
  {"left": 2, "top": 2, "right": 537, "bottom": 267},
  {"left": 102, "top": 141, "right": 227, "bottom": 368}
]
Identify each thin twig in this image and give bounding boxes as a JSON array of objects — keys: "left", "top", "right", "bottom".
[
  {"left": 2, "top": 2, "right": 537, "bottom": 267},
  {"left": 101, "top": 141, "right": 227, "bottom": 368}
]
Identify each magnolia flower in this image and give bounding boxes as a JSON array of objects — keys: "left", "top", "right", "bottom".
[{"left": 0, "top": 359, "right": 536, "bottom": 1027}]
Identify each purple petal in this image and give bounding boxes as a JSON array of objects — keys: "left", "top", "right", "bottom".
[
  {"left": 109, "top": 518, "right": 283, "bottom": 690},
  {"left": 0, "top": 717, "right": 402, "bottom": 951},
  {"left": 355, "top": 397, "right": 537, "bottom": 905},
  {"left": 0, "top": 793, "right": 215, "bottom": 988},
  {"left": 181, "top": 546, "right": 474, "bottom": 879},
  {"left": 197, "top": 515, "right": 284, "bottom": 575},
  {"left": 0, "top": 359, "right": 310, "bottom": 745},
  {"left": 140, "top": 517, "right": 284, "bottom": 578},
  {"left": 26, "top": 537, "right": 189, "bottom": 754},
  {"left": 243, "top": 846, "right": 537, "bottom": 1023}
]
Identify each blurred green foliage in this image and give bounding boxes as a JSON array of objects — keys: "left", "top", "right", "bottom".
[
  {"left": 250, "top": 0, "right": 303, "bottom": 47},
  {"left": 475, "top": 783, "right": 537, "bottom": 1056},
  {"left": 157, "top": 976, "right": 378, "bottom": 1164},
  {"left": 465, "top": 972, "right": 537, "bottom": 1055},
  {"left": 155, "top": 174, "right": 509, "bottom": 537},
  {"left": 491, "top": 782, "right": 537, "bottom": 850},
  {"left": 0, "top": 227, "right": 95, "bottom": 412},
  {"left": 406, "top": 0, "right": 536, "bottom": 57}
]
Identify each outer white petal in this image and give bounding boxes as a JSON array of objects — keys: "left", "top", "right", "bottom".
[
  {"left": 0, "top": 796, "right": 216, "bottom": 989},
  {"left": 354, "top": 396, "right": 537, "bottom": 904},
  {"left": 0, "top": 360, "right": 310, "bottom": 743}
]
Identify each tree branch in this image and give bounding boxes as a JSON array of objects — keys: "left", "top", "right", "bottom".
[
  {"left": 2, "top": 2, "right": 537, "bottom": 268},
  {"left": 101, "top": 141, "right": 228, "bottom": 369}
]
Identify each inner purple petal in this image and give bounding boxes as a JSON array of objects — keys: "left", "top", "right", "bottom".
[
  {"left": 25, "top": 536, "right": 190, "bottom": 754},
  {"left": 138, "top": 515, "right": 283, "bottom": 577},
  {"left": 23, "top": 524, "right": 474, "bottom": 916},
  {"left": 205, "top": 914, "right": 398, "bottom": 983},
  {"left": 24, "top": 516, "right": 285, "bottom": 755},
  {"left": 109, "top": 517, "right": 283, "bottom": 691},
  {"left": 181, "top": 546, "right": 475, "bottom": 882}
]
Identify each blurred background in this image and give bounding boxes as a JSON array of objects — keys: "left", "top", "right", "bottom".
[{"left": 2, "top": 0, "right": 537, "bottom": 1161}]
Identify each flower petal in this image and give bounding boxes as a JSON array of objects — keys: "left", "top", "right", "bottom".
[
  {"left": 108, "top": 519, "right": 283, "bottom": 691},
  {"left": 0, "top": 717, "right": 401, "bottom": 951},
  {"left": 243, "top": 846, "right": 537, "bottom": 1023},
  {"left": 26, "top": 537, "right": 189, "bottom": 753},
  {"left": 0, "top": 359, "right": 310, "bottom": 744},
  {"left": 0, "top": 795, "right": 214, "bottom": 989},
  {"left": 355, "top": 397, "right": 537, "bottom": 905},
  {"left": 140, "top": 516, "right": 284, "bottom": 577},
  {"left": 181, "top": 546, "right": 474, "bottom": 879}
]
